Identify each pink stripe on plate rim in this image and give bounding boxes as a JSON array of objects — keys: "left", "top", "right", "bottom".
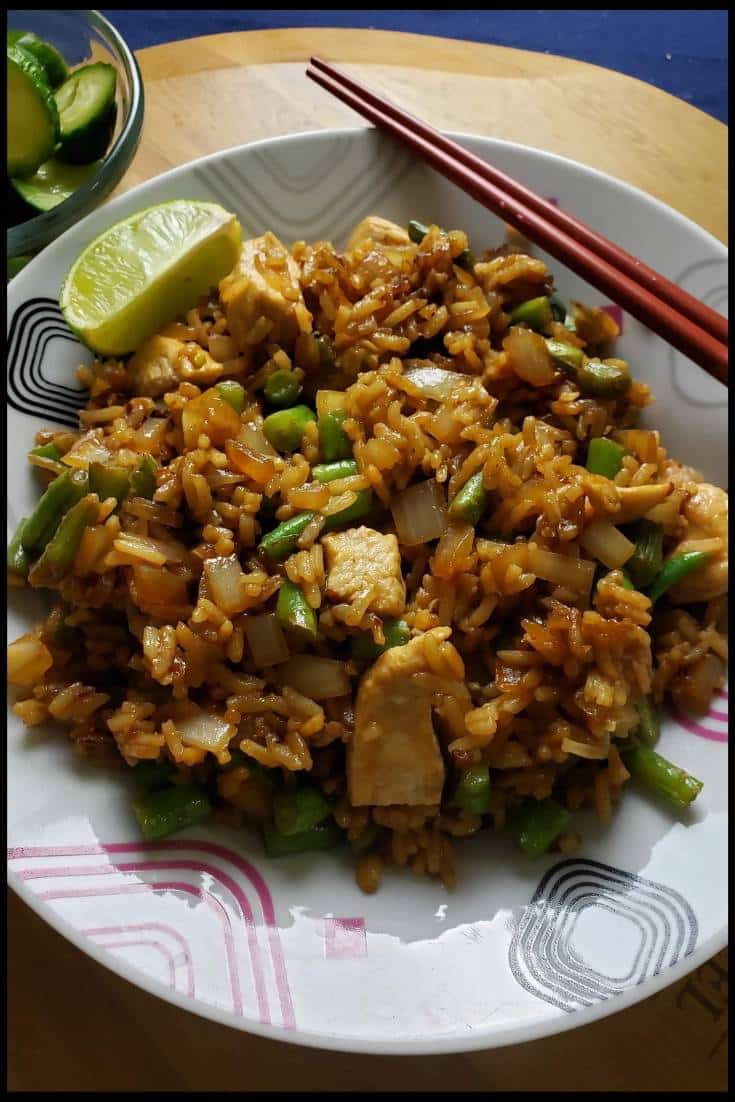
[{"left": 7, "top": 839, "right": 295, "bottom": 1029}]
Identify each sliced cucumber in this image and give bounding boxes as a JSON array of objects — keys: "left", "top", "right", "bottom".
[
  {"left": 7, "top": 30, "right": 69, "bottom": 88},
  {"left": 7, "top": 43, "right": 60, "bottom": 177},
  {"left": 11, "top": 157, "right": 100, "bottom": 213},
  {"left": 55, "top": 62, "right": 117, "bottom": 165}
]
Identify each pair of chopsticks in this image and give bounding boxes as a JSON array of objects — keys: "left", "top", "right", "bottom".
[{"left": 306, "top": 58, "right": 728, "bottom": 387}]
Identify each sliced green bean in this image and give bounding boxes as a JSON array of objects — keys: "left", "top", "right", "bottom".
[
  {"left": 263, "top": 370, "right": 302, "bottom": 410},
  {"left": 312, "top": 458, "right": 373, "bottom": 525},
  {"left": 276, "top": 580, "right": 318, "bottom": 642},
  {"left": 454, "top": 763, "right": 491, "bottom": 814},
  {"left": 622, "top": 745, "right": 703, "bottom": 809},
  {"left": 510, "top": 296, "right": 553, "bottom": 332},
  {"left": 262, "top": 819, "right": 344, "bottom": 858},
  {"left": 408, "top": 219, "right": 429, "bottom": 244},
  {"left": 129, "top": 455, "right": 157, "bottom": 500},
  {"left": 218, "top": 750, "right": 277, "bottom": 788},
  {"left": 30, "top": 442, "right": 62, "bottom": 461},
  {"left": 132, "top": 759, "right": 176, "bottom": 792},
  {"left": 576, "top": 359, "right": 631, "bottom": 399},
  {"left": 448, "top": 470, "right": 487, "bottom": 526},
  {"left": 259, "top": 475, "right": 372, "bottom": 562},
  {"left": 619, "top": 571, "right": 635, "bottom": 590},
  {"left": 508, "top": 798, "right": 570, "bottom": 857},
  {"left": 133, "top": 784, "right": 212, "bottom": 841},
  {"left": 259, "top": 511, "right": 317, "bottom": 562},
  {"left": 545, "top": 338, "right": 584, "bottom": 371},
  {"left": 632, "top": 696, "right": 660, "bottom": 748},
  {"left": 647, "top": 551, "right": 711, "bottom": 604},
  {"left": 28, "top": 496, "right": 98, "bottom": 586},
  {"left": 7, "top": 517, "right": 30, "bottom": 577},
  {"left": 626, "top": 521, "right": 664, "bottom": 589},
  {"left": 318, "top": 409, "right": 352, "bottom": 462},
  {"left": 456, "top": 247, "right": 476, "bottom": 270},
  {"left": 263, "top": 405, "right": 316, "bottom": 453},
  {"left": 273, "top": 786, "right": 332, "bottom": 837},
  {"left": 350, "top": 618, "right": 410, "bottom": 660},
  {"left": 216, "top": 379, "right": 246, "bottom": 414},
  {"left": 322, "top": 490, "right": 373, "bottom": 531},
  {"left": 88, "top": 462, "right": 130, "bottom": 505},
  {"left": 315, "top": 334, "right": 335, "bottom": 371},
  {"left": 549, "top": 293, "right": 576, "bottom": 332},
  {"left": 312, "top": 459, "right": 358, "bottom": 484},
  {"left": 23, "top": 469, "right": 89, "bottom": 553},
  {"left": 585, "top": 437, "right": 626, "bottom": 480}
]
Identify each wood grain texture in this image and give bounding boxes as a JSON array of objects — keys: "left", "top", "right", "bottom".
[
  {"left": 8, "top": 28, "right": 728, "bottom": 1092},
  {"left": 123, "top": 28, "right": 727, "bottom": 243}
]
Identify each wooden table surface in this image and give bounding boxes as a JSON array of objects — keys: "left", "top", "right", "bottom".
[{"left": 8, "top": 28, "right": 728, "bottom": 1093}]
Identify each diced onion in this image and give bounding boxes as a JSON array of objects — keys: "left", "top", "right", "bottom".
[
  {"left": 243, "top": 613, "right": 290, "bottom": 667},
  {"left": 176, "top": 709, "right": 235, "bottom": 753},
  {"left": 579, "top": 519, "right": 635, "bottom": 569},
  {"left": 208, "top": 334, "right": 238, "bottom": 362},
  {"left": 61, "top": 432, "right": 111, "bottom": 470},
  {"left": 391, "top": 479, "right": 448, "bottom": 546},
  {"left": 527, "top": 544, "right": 597, "bottom": 595},
  {"left": 204, "top": 555, "right": 247, "bottom": 615},
  {"left": 503, "top": 327, "right": 557, "bottom": 386},
  {"left": 111, "top": 533, "right": 190, "bottom": 566},
  {"left": 432, "top": 523, "right": 475, "bottom": 578},
  {"left": 131, "top": 565, "right": 190, "bottom": 612},
  {"left": 225, "top": 439, "right": 277, "bottom": 485},
  {"left": 7, "top": 634, "right": 53, "bottom": 685},
  {"left": 561, "top": 734, "right": 610, "bottom": 760},
  {"left": 182, "top": 389, "right": 241, "bottom": 448},
  {"left": 401, "top": 365, "right": 475, "bottom": 401},
  {"left": 238, "top": 421, "right": 278, "bottom": 457},
  {"left": 134, "top": 417, "right": 169, "bottom": 455},
  {"left": 316, "top": 390, "right": 347, "bottom": 417},
  {"left": 279, "top": 655, "right": 350, "bottom": 699}
]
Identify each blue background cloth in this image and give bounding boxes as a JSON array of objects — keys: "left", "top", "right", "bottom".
[{"left": 101, "top": 9, "right": 728, "bottom": 123}]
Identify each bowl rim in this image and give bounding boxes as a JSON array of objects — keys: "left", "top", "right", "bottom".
[
  {"left": 6, "top": 126, "right": 728, "bottom": 1055},
  {"left": 7, "top": 8, "right": 145, "bottom": 258}
]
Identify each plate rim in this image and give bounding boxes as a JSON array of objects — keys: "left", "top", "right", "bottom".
[{"left": 6, "top": 126, "right": 729, "bottom": 1054}]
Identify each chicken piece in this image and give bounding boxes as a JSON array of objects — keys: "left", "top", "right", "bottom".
[
  {"left": 668, "top": 477, "right": 729, "bottom": 603},
  {"left": 126, "top": 335, "right": 185, "bottom": 397},
  {"left": 322, "top": 526, "right": 405, "bottom": 617},
  {"left": 126, "top": 335, "right": 221, "bottom": 397},
  {"left": 348, "top": 627, "right": 466, "bottom": 807},
  {"left": 346, "top": 215, "right": 411, "bottom": 251},
  {"left": 219, "top": 232, "right": 311, "bottom": 351}
]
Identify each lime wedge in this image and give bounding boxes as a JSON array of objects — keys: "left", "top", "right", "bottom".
[{"left": 59, "top": 200, "right": 242, "bottom": 356}]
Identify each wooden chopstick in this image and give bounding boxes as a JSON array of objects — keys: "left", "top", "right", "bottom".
[
  {"left": 310, "top": 57, "right": 727, "bottom": 348},
  {"left": 306, "top": 60, "right": 728, "bottom": 386}
]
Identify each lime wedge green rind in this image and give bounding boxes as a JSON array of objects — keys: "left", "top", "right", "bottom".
[{"left": 59, "top": 200, "right": 243, "bottom": 357}]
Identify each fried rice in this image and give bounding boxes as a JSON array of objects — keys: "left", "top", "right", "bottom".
[{"left": 7, "top": 214, "right": 729, "bottom": 893}]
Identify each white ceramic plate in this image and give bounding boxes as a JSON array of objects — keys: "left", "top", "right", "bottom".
[{"left": 7, "top": 129, "right": 728, "bottom": 1054}]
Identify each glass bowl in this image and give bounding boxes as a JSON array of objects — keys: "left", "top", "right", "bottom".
[{"left": 7, "top": 9, "right": 144, "bottom": 273}]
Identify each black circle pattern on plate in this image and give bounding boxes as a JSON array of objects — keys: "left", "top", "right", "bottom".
[
  {"left": 7, "top": 298, "right": 88, "bottom": 428},
  {"left": 508, "top": 858, "right": 698, "bottom": 1012}
]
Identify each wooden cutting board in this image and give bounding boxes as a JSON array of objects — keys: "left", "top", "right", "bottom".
[{"left": 8, "top": 27, "right": 728, "bottom": 1093}]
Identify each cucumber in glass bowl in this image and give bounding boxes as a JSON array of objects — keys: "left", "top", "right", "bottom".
[
  {"left": 7, "top": 29, "right": 69, "bottom": 88},
  {"left": 6, "top": 43, "right": 59, "bottom": 178},
  {"left": 7, "top": 29, "right": 119, "bottom": 223},
  {"left": 54, "top": 62, "right": 118, "bottom": 165}
]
